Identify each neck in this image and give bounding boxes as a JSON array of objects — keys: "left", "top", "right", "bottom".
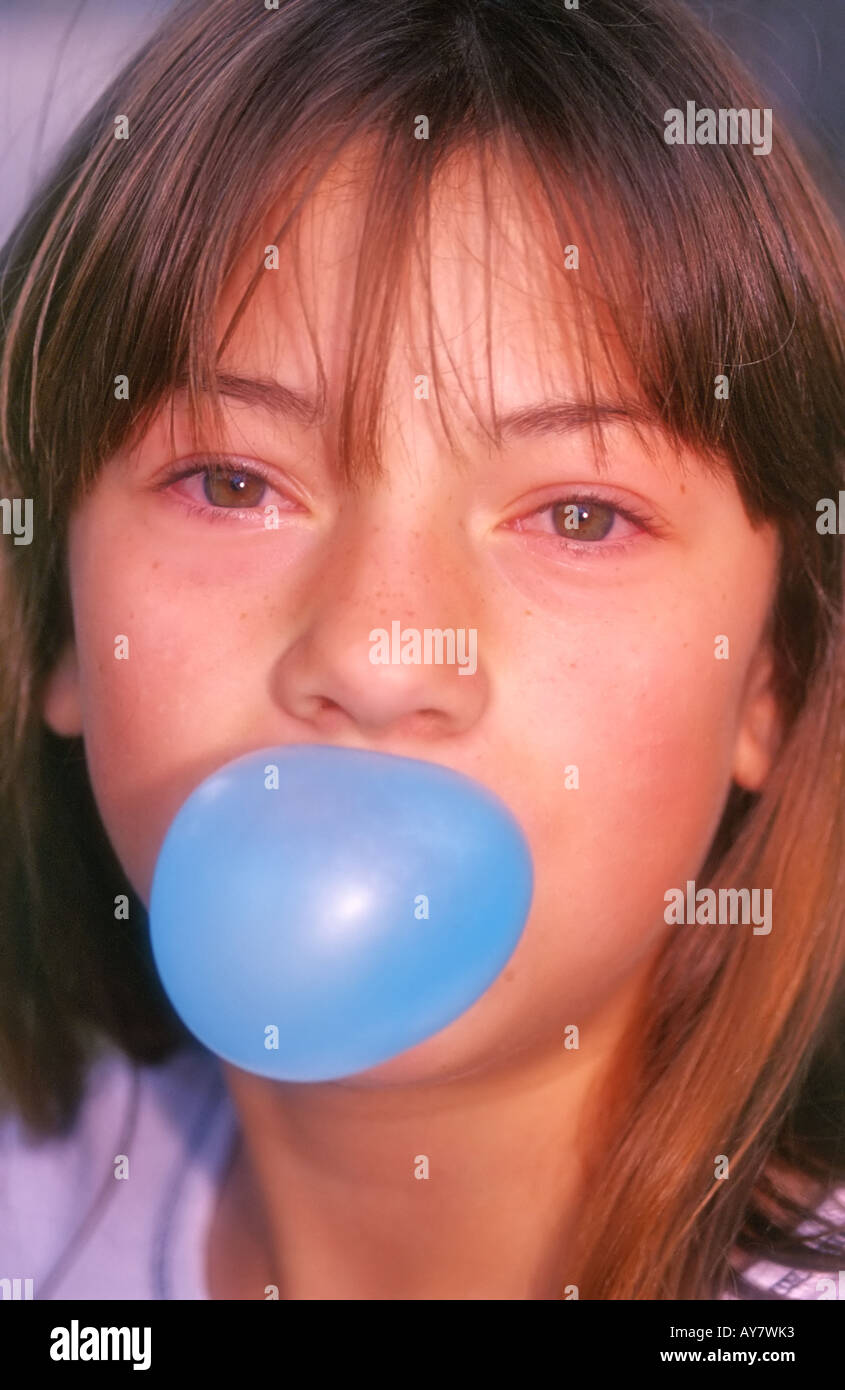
[{"left": 210, "top": 969, "right": 650, "bottom": 1300}]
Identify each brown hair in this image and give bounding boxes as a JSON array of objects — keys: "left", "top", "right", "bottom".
[{"left": 0, "top": 0, "right": 842, "bottom": 1299}]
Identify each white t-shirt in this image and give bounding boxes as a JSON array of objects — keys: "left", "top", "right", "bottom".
[
  {"left": 0, "top": 1043, "right": 238, "bottom": 1299},
  {"left": 0, "top": 1042, "right": 842, "bottom": 1300}
]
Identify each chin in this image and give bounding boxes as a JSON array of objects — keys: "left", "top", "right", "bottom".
[{"left": 330, "top": 1023, "right": 517, "bottom": 1091}]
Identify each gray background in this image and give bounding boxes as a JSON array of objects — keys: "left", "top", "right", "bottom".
[{"left": 0, "top": 0, "right": 841, "bottom": 248}]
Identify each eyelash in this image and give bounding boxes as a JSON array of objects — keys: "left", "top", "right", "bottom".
[{"left": 160, "top": 462, "right": 658, "bottom": 555}]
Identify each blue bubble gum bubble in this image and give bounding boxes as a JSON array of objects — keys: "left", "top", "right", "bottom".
[{"left": 149, "top": 744, "right": 534, "bottom": 1082}]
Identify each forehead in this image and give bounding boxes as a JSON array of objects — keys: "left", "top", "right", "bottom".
[{"left": 214, "top": 143, "right": 630, "bottom": 425}]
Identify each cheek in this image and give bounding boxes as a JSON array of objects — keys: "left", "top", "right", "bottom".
[
  {"left": 71, "top": 623, "right": 197, "bottom": 903},
  {"left": 483, "top": 613, "right": 752, "bottom": 1022},
  {"left": 67, "top": 533, "right": 267, "bottom": 902}
]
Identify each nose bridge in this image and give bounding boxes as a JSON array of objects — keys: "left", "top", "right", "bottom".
[
  {"left": 275, "top": 484, "right": 487, "bottom": 738},
  {"left": 322, "top": 475, "right": 472, "bottom": 626}
]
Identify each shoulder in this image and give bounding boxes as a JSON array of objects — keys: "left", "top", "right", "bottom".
[
  {"left": 0, "top": 1041, "right": 234, "bottom": 1299},
  {"left": 723, "top": 1185, "right": 845, "bottom": 1301}
]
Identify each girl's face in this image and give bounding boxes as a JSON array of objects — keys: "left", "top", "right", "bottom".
[{"left": 43, "top": 155, "right": 780, "bottom": 1084}]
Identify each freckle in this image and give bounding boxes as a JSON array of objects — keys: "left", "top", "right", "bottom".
[
  {"left": 524, "top": 610, "right": 533, "bottom": 616},
  {"left": 152, "top": 560, "right": 160, "bottom": 570}
]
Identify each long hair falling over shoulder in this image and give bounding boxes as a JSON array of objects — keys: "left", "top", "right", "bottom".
[{"left": 0, "top": 0, "right": 843, "bottom": 1298}]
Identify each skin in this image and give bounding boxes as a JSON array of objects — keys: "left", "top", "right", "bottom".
[{"left": 42, "top": 150, "right": 781, "bottom": 1299}]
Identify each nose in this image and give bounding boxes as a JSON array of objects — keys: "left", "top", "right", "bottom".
[{"left": 271, "top": 506, "right": 489, "bottom": 744}]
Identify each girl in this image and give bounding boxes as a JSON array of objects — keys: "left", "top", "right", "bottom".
[{"left": 0, "top": 0, "right": 843, "bottom": 1301}]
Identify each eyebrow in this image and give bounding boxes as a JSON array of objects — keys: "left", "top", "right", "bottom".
[
  {"left": 495, "top": 398, "right": 657, "bottom": 440},
  {"left": 175, "top": 371, "right": 658, "bottom": 441},
  {"left": 174, "top": 371, "right": 325, "bottom": 427}
]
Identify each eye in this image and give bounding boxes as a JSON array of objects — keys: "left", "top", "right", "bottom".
[
  {"left": 159, "top": 460, "right": 300, "bottom": 522},
  {"left": 511, "top": 491, "right": 654, "bottom": 554}
]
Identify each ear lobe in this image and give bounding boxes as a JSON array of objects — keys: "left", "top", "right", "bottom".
[
  {"left": 41, "top": 637, "right": 83, "bottom": 737},
  {"left": 731, "top": 647, "right": 782, "bottom": 792}
]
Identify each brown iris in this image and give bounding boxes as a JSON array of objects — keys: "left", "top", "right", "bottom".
[
  {"left": 551, "top": 500, "right": 615, "bottom": 542},
  {"left": 202, "top": 467, "right": 266, "bottom": 508}
]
